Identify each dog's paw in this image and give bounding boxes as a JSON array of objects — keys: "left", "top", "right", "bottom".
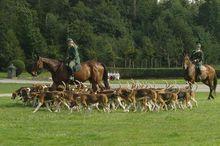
[{"left": 124, "top": 109, "right": 129, "bottom": 112}]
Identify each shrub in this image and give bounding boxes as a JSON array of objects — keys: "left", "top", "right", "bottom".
[
  {"left": 108, "top": 67, "right": 220, "bottom": 79},
  {"left": 10, "top": 59, "right": 25, "bottom": 76}
]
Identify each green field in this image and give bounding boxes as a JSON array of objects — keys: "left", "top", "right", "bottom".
[
  {"left": 0, "top": 72, "right": 51, "bottom": 80},
  {"left": 0, "top": 83, "right": 31, "bottom": 94},
  {"left": 0, "top": 93, "right": 220, "bottom": 145}
]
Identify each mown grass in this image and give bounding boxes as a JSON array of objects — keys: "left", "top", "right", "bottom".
[
  {"left": 0, "top": 93, "right": 220, "bottom": 145},
  {"left": 0, "top": 83, "right": 31, "bottom": 94},
  {"left": 0, "top": 72, "right": 51, "bottom": 80}
]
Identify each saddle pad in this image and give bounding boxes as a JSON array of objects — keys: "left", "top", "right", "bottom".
[{"left": 201, "top": 65, "right": 206, "bottom": 71}]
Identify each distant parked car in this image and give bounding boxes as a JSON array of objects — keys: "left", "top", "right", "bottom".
[{"left": 108, "top": 72, "right": 120, "bottom": 80}]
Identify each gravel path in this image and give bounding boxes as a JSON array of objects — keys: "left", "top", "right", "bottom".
[
  {"left": 0, "top": 79, "right": 51, "bottom": 84},
  {"left": 0, "top": 94, "right": 11, "bottom": 97}
]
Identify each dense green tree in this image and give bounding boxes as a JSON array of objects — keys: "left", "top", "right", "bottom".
[
  {"left": 198, "top": 0, "right": 220, "bottom": 41},
  {"left": 0, "top": 29, "right": 24, "bottom": 69},
  {"left": 16, "top": 5, "right": 47, "bottom": 60},
  {"left": 0, "top": 0, "right": 219, "bottom": 70}
]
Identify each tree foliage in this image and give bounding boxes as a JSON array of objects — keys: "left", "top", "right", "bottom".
[{"left": 0, "top": 0, "right": 219, "bottom": 69}]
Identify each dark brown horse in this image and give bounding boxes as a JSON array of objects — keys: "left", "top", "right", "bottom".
[
  {"left": 31, "top": 56, "right": 110, "bottom": 91},
  {"left": 183, "top": 54, "right": 217, "bottom": 99}
]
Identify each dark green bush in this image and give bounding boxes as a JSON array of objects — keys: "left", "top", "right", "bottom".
[
  {"left": 25, "top": 59, "right": 34, "bottom": 75},
  {"left": 108, "top": 68, "right": 220, "bottom": 79},
  {"left": 10, "top": 60, "right": 25, "bottom": 76}
]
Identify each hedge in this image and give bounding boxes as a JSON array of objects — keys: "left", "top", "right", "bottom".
[{"left": 108, "top": 68, "right": 220, "bottom": 79}]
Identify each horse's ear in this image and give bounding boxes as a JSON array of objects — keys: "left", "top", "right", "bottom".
[
  {"left": 183, "top": 49, "right": 189, "bottom": 57},
  {"left": 32, "top": 51, "right": 39, "bottom": 60}
]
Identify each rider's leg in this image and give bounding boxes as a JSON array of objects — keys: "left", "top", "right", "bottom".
[
  {"left": 197, "top": 62, "right": 202, "bottom": 81},
  {"left": 67, "top": 67, "right": 75, "bottom": 83},
  {"left": 68, "top": 61, "right": 76, "bottom": 83}
]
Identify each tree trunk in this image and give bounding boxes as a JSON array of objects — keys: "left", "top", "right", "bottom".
[
  {"left": 133, "top": 0, "right": 137, "bottom": 20},
  {"left": 129, "top": 59, "right": 132, "bottom": 68},
  {"left": 175, "top": 60, "right": 178, "bottom": 68},
  {"left": 124, "top": 59, "right": 127, "bottom": 68},
  {"left": 154, "top": 58, "right": 157, "bottom": 68},
  {"left": 151, "top": 58, "right": 154, "bottom": 68},
  {"left": 167, "top": 54, "right": 170, "bottom": 68},
  {"left": 145, "top": 59, "right": 148, "bottom": 68},
  {"left": 159, "top": 58, "right": 162, "bottom": 68}
]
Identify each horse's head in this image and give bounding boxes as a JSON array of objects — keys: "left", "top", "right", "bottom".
[
  {"left": 183, "top": 53, "right": 191, "bottom": 70},
  {"left": 31, "top": 55, "right": 43, "bottom": 76}
]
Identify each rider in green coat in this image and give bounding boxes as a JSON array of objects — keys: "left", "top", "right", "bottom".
[
  {"left": 191, "top": 42, "right": 204, "bottom": 81},
  {"left": 65, "top": 38, "right": 81, "bottom": 82}
]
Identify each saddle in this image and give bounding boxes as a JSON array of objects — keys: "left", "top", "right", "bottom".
[
  {"left": 195, "top": 65, "right": 207, "bottom": 81},
  {"left": 200, "top": 65, "right": 206, "bottom": 71}
]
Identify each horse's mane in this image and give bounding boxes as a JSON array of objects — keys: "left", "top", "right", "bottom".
[{"left": 40, "top": 57, "right": 62, "bottom": 64}]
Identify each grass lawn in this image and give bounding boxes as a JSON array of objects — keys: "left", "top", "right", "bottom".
[
  {"left": 0, "top": 72, "right": 51, "bottom": 80},
  {"left": 0, "top": 83, "right": 31, "bottom": 94},
  {"left": 0, "top": 93, "right": 220, "bottom": 145}
]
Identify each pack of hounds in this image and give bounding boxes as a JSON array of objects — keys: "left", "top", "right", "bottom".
[{"left": 11, "top": 80, "right": 198, "bottom": 113}]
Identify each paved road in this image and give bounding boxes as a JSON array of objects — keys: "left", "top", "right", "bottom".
[
  {"left": 0, "top": 79, "right": 51, "bottom": 84},
  {"left": 0, "top": 79, "right": 219, "bottom": 97}
]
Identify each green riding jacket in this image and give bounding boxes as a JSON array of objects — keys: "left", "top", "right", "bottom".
[
  {"left": 191, "top": 49, "right": 204, "bottom": 68},
  {"left": 65, "top": 45, "right": 81, "bottom": 72}
]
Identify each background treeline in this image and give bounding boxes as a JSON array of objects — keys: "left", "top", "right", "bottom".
[{"left": 0, "top": 0, "right": 219, "bottom": 71}]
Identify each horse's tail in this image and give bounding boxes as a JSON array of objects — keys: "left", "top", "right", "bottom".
[
  {"left": 213, "top": 73, "right": 217, "bottom": 95},
  {"left": 101, "top": 63, "right": 110, "bottom": 89}
]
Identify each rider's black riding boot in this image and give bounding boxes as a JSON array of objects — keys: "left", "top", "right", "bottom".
[
  {"left": 196, "top": 68, "right": 201, "bottom": 82},
  {"left": 67, "top": 67, "right": 75, "bottom": 84}
]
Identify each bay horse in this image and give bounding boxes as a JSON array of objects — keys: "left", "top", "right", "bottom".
[
  {"left": 183, "top": 54, "right": 217, "bottom": 99},
  {"left": 31, "top": 56, "right": 110, "bottom": 91}
]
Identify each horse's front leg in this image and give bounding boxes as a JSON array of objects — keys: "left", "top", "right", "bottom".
[
  {"left": 188, "top": 82, "right": 193, "bottom": 90},
  {"left": 98, "top": 82, "right": 105, "bottom": 91},
  {"left": 208, "top": 86, "right": 215, "bottom": 100},
  {"left": 205, "top": 80, "right": 214, "bottom": 100},
  {"left": 91, "top": 81, "right": 98, "bottom": 92}
]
